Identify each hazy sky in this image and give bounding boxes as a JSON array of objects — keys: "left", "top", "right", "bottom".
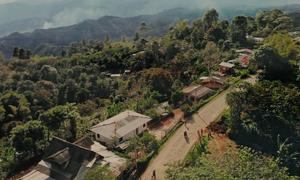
[
  {"left": 0, "top": 0, "right": 298, "bottom": 6},
  {"left": 0, "top": 0, "right": 299, "bottom": 28}
]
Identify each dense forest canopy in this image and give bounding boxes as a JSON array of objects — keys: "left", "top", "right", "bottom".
[{"left": 0, "top": 7, "right": 299, "bottom": 179}]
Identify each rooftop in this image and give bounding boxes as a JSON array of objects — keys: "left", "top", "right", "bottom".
[
  {"left": 75, "top": 137, "right": 127, "bottom": 176},
  {"left": 182, "top": 85, "right": 202, "bottom": 94},
  {"left": 200, "top": 76, "right": 224, "bottom": 84},
  {"left": 219, "top": 62, "right": 235, "bottom": 68},
  {"left": 235, "top": 49, "right": 254, "bottom": 54},
  {"left": 21, "top": 137, "right": 97, "bottom": 180},
  {"left": 189, "top": 86, "right": 213, "bottom": 99},
  {"left": 90, "top": 110, "right": 152, "bottom": 139},
  {"left": 182, "top": 85, "right": 213, "bottom": 99}
]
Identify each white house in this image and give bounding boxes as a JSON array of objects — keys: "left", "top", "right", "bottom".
[{"left": 90, "top": 110, "right": 152, "bottom": 147}]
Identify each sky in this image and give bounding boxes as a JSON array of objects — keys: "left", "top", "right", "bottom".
[{"left": 0, "top": 0, "right": 299, "bottom": 28}]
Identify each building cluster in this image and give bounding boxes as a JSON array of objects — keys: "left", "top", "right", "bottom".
[
  {"left": 181, "top": 48, "right": 255, "bottom": 102},
  {"left": 19, "top": 48, "right": 254, "bottom": 180},
  {"left": 20, "top": 111, "right": 152, "bottom": 180}
]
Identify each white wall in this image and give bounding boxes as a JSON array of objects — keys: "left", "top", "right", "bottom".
[
  {"left": 121, "top": 123, "right": 148, "bottom": 143},
  {"left": 93, "top": 123, "right": 148, "bottom": 147}
]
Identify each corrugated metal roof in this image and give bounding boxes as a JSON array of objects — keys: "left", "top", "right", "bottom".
[
  {"left": 90, "top": 110, "right": 151, "bottom": 139},
  {"left": 182, "top": 85, "right": 202, "bottom": 94},
  {"left": 189, "top": 86, "right": 213, "bottom": 99},
  {"left": 219, "top": 62, "right": 235, "bottom": 68}
]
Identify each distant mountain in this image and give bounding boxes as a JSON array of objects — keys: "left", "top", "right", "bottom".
[
  {"left": 0, "top": 5, "right": 299, "bottom": 58},
  {"left": 277, "top": 4, "right": 300, "bottom": 13},
  {"left": 0, "top": 18, "right": 46, "bottom": 37},
  {"left": 0, "top": 8, "right": 201, "bottom": 57}
]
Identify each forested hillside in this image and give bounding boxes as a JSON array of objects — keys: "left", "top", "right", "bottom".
[
  {"left": 0, "top": 8, "right": 200, "bottom": 58},
  {"left": 0, "top": 5, "right": 299, "bottom": 58},
  {"left": 0, "top": 8, "right": 299, "bottom": 179}
]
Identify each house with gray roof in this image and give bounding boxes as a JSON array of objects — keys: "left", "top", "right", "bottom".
[
  {"left": 90, "top": 110, "right": 152, "bottom": 147},
  {"left": 20, "top": 137, "right": 97, "bottom": 180},
  {"left": 219, "top": 62, "right": 235, "bottom": 74},
  {"left": 182, "top": 85, "right": 213, "bottom": 101},
  {"left": 20, "top": 136, "right": 128, "bottom": 180}
]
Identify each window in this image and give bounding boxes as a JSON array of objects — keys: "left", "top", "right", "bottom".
[
  {"left": 97, "top": 134, "right": 100, "bottom": 139},
  {"left": 143, "top": 124, "right": 146, "bottom": 128},
  {"left": 119, "top": 137, "right": 123, "bottom": 143}
]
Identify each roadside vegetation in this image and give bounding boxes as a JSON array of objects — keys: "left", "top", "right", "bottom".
[
  {"left": 0, "top": 7, "right": 299, "bottom": 179},
  {"left": 166, "top": 9, "right": 300, "bottom": 180}
]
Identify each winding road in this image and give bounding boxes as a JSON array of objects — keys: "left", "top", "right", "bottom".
[{"left": 141, "top": 77, "right": 256, "bottom": 180}]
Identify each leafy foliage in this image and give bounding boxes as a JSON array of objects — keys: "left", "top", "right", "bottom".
[
  {"left": 39, "top": 104, "right": 79, "bottom": 141},
  {"left": 11, "top": 120, "right": 50, "bottom": 157},
  {"left": 263, "top": 33, "right": 300, "bottom": 59},
  {"left": 253, "top": 46, "right": 297, "bottom": 82},
  {"left": 166, "top": 147, "right": 295, "bottom": 180},
  {"left": 0, "top": 8, "right": 298, "bottom": 178},
  {"left": 254, "top": 9, "right": 293, "bottom": 37},
  {"left": 84, "top": 165, "right": 115, "bottom": 180},
  {"left": 127, "top": 132, "right": 159, "bottom": 155},
  {"left": 226, "top": 81, "right": 300, "bottom": 175}
]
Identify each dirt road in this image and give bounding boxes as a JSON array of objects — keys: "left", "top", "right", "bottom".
[
  {"left": 141, "top": 89, "right": 230, "bottom": 180},
  {"left": 141, "top": 77, "right": 256, "bottom": 180}
]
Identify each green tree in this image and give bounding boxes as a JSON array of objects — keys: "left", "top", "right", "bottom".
[
  {"left": 170, "top": 90, "right": 183, "bottom": 107},
  {"left": 255, "top": 10, "right": 293, "bottom": 37},
  {"left": 231, "top": 16, "right": 248, "bottom": 45},
  {"left": 0, "top": 106, "right": 5, "bottom": 124},
  {"left": 40, "top": 65, "right": 58, "bottom": 82},
  {"left": 0, "top": 92, "right": 31, "bottom": 125},
  {"left": 191, "top": 26, "right": 205, "bottom": 49},
  {"left": 202, "top": 42, "right": 221, "bottom": 76},
  {"left": 18, "top": 48, "right": 26, "bottom": 59},
  {"left": 206, "top": 24, "right": 226, "bottom": 43},
  {"left": 246, "top": 16, "right": 257, "bottom": 34},
  {"left": 203, "top": 9, "right": 219, "bottom": 31},
  {"left": 12, "top": 47, "right": 19, "bottom": 58},
  {"left": 32, "top": 80, "right": 58, "bottom": 111},
  {"left": 39, "top": 104, "right": 79, "bottom": 141},
  {"left": 84, "top": 165, "right": 115, "bottom": 180},
  {"left": 127, "top": 132, "right": 159, "bottom": 155},
  {"left": 263, "top": 33, "right": 300, "bottom": 59},
  {"left": 106, "top": 103, "right": 123, "bottom": 118},
  {"left": 253, "top": 46, "right": 296, "bottom": 82},
  {"left": 11, "top": 120, "right": 50, "bottom": 157},
  {"left": 143, "top": 68, "right": 173, "bottom": 96},
  {"left": 226, "top": 81, "right": 300, "bottom": 175},
  {"left": 166, "top": 147, "right": 296, "bottom": 180},
  {"left": 170, "top": 20, "right": 191, "bottom": 40},
  {"left": 138, "top": 21, "right": 150, "bottom": 37}
]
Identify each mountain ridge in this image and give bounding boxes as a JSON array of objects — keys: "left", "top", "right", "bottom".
[
  {"left": 0, "top": 8, "right": 201, "bottom": 57},
  {"left": 0, "top": 5, "right": 299, "bottom": 58}
]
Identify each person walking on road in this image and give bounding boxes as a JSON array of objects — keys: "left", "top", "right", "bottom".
[{"left": 151, "top": 170, "right": 156, "bottom": 180}]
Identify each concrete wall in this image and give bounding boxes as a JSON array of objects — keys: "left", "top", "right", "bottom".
[
  {"left": 121, "top": 124, "right": 148, "bottom": 143},
  {"left": 93, "top": 133, "right": 114, "bottom": 147},
  {"left": 93, "top": 123, "right": 148, "bottom": 147}
]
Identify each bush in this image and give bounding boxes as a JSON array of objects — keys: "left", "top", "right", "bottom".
[
  {"left": 166, "top": 147, "right": 296, "bottom": 180},
  {"left": 84, "top": 165, "right": 115, "bottom": 180}
]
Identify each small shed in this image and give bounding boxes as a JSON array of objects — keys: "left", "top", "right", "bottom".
[
  {"left": 235, "top": 49, "right": 254, "bottom": 55},
  {"left": 200, "top": 76, "right": 224, "bottom": 89},
  {"left": 219, "top": 62, "right": 235, "bottom": 74},
  {"left": 182, "top": 85, "right": 213, "bottom": 101}
]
